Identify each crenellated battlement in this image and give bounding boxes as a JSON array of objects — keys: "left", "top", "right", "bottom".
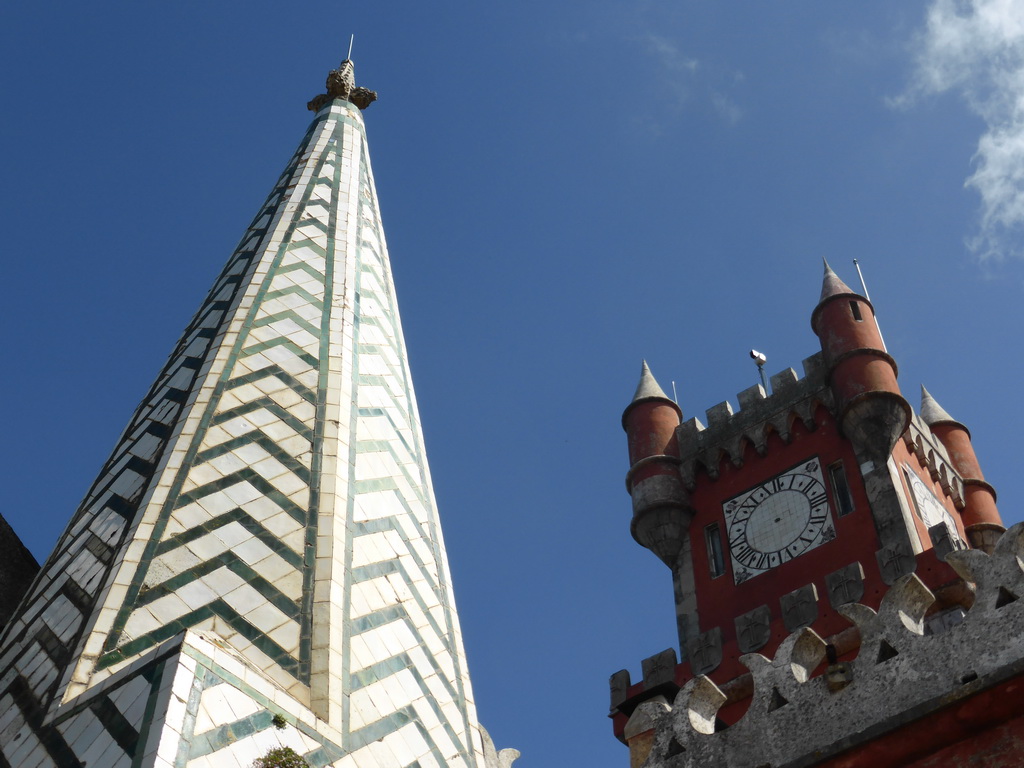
[
  {"left": 675, "top": 353, "right": 835, "bottom": 488},
  {"left": 614, "top": 522, "right": 1024, "bottom": 768}
]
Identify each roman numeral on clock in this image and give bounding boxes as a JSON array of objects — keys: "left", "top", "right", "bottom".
[
  {"left": 807, "top": 490, "right": 827, "bottom": 507},
  {"left": 733, "top": 543, "right": 755, "bottom": 563}
]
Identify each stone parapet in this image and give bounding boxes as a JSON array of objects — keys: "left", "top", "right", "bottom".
[
  {"left": 618, "top": 522, "right": 1024, "bottom": 768},
  {"left": 675, "top": 354, "right": 835, "bottom": 488}
]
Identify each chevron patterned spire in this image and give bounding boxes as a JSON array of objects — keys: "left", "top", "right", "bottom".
[{"left": 0, "top": 63, "right": 501, "bottom": 768}]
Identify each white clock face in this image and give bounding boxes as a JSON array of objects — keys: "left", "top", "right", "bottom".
[
  {"left": 903, "top": 465, "right": 962, "bottom": 542},
  {"left": 724, "top": 458, "right": 836, "bottom": 584}
]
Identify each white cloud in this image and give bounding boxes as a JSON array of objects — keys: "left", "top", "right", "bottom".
[
  {"left": 637, "top": 34, "right": 743, "bottom": 126},
  {"left": 711, "top": 91, "right": 742, "bottom": 126},
  {"left": 903, "top": 0, "right": 1024, "bottom": 260},
  {"left": 641, "top": 34, "right": 699, "bottom": 108}
]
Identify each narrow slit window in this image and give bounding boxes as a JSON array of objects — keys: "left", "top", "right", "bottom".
[
  {"left": 829, "top": 461, "right": 855, "bottom": 516},
  {"left": 705, "top": 523, "right": 725, "bottom": 578},
  {"left": 850, "top": 301, "right": 863, "bottom": 321}
]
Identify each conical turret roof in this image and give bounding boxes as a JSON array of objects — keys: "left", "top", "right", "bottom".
[
  {"left": 632, "top": 360, "right": 671, "bottom": 402},
  {"left": 819, "top": 259, "right": 858, "bottom": 303},
  {"left": 921, "top": 385, "right": 962, "bottom": 428},
  {"left": 812, "top": 259, "right": 875, "bottom": 333},
  {"left": 623, "top": 360, "right": 681, "bottom": 427}
]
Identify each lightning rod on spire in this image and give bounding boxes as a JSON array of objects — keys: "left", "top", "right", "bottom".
[
  {"left": 852, "top": 258, "right": 888, "bottom": 353},
  {"left": 347, "top": 34, "right": 355, "bottom": 61},
  {"left": 852, "top": 258, "right": 871, "bottom": 301}
]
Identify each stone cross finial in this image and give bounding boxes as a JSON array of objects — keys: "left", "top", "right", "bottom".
[{"left": 307, "top": 60, "right": 378, "bottom": 112}]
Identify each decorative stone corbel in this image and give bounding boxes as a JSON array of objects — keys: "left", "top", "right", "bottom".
[{"left": 479, "top": 724, "right": 520, "bottom": 768}]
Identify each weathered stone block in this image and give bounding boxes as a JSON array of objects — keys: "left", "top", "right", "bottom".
[
  {"left": 705, "top": 401, "right": 734, "bottom": 426},
  {"left": 687, "top": 628, "right": 722, "bottom": 676},
  {"left": 610, "top": 669, "right": 631, "bottom": 710},
  {"left": 876, "top": 541, "right": 916, "bottom": 585},
  {"left": 826, "top": 562, "right": 865, "bottom": 608},
  {"left": 642, "top": 648, "right": 677, "bottom": 690},
  {"left": 780, "top": 583, "right": 818, "bottom": 631},
  {"left": 735, "top": 605, "right": 772, "bottom": 653},
  {"left": 769, "top": 367, "right": 799, "bottom": 392},
  {"left": 929, "top": 522, "right": 965, "bottom": 561},
  {"left": 737, "top": 384, "right": 766, "bottom": 410}
]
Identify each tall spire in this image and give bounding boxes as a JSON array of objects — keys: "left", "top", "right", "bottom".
[{"left": 0, "top": 62, "right": 499, "bottom": 768}]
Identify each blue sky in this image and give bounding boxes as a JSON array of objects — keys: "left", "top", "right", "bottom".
[{"left": 3, "top": 2, "right": 1024, "bottom": 765}]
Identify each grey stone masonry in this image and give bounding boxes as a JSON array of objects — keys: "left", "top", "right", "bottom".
[
  {"left": 929, "top": 521, "right": 968, "bottom": 561},
  {"left": 642, "top": 648, "right": 679, "bottom": 690},
  {"left": 780, "top": 584, "right": 819, "bottom": 632},
  {"left": 876, "top": 540, "right": 917, "bottom": 585},
  {"left": 825, "top": 562, "right": 866, "bottom": 608},
  {"left": 734, "top": 605, "right": 772, "bottom": 653},
  {"left": 676, "top": 354, "right": 835, "bottom": 488},
  {"left": 625, "top": 521, "right": 1024, "bottom": 768},
  {"left": 687, "top": 628, "right": 723, "bottom": 677}
]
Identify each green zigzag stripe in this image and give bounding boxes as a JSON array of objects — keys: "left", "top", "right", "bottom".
[
  {"left": 238, "top": 337, "right": 318, "bottom": 367},
  {"left": 251, "top": 310, "right": 321, "bottom": 338},
  {"left": 349, "top": 651, "right": 470, "bottom": 757},
  {"left": 101, "top": 599, "right": 300, "bottom": 678},
  {"left": 263, "top": 285, "right": 325, "bottom": 310},
  {"left": 278, "top": 257, "right": 328, "bottom": 277},
  {"left": 181, "top": 667, "right": 467, "bottom": 768},
  {"left": 223, "top": 365, "right": 316, "bottom": 402},
  {"left": 212, "top": 397, "right": 313, "bottom": 440},
  {"left": 101, "top": 119, "right": 344, "bottom": 680},
  {"left": 174, "top": 467, "right": 306, "bottom": 523},
  {"left": 134, "top": 551, "right": 299, "bottom": 617},
  {"left": 351, "top": 513, "right": 450, "bottom": 606},
  {"left": 347, "top": 605, "right": 459, "bottom": 705},
  {"left": 194, "top": 431, "right": 312, "bottom": 484},
  {"left": 153, "top": 508, "right": 303, "bottom": 567},
  {"left": 354, "top": 148, "right": 474, "bottom": 759},
  {"left": 349, "top": 553, "right": 450, "bottom": 652}
]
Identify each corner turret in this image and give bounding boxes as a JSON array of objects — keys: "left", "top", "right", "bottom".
[
  {"left": 921, "top": 386, "right": 1003, "bottom": 552},
  {"left": 622, "top": 362, "right": 691, "bottom": 566},
  {"left": 811, "top": 261, "right": 910, "bottom": 460}
]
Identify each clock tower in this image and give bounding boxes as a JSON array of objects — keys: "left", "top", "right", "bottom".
[{"left": 613, "top": 262, "right": 1006, "bottom": 743}]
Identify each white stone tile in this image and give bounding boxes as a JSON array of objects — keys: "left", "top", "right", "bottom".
[
  {"left": 223, "top": 583, "right": 272, "bottom": 615},
  {"left": 124, "top": 607, "right": 163, "bottom": 638},
  {"left": 212, "top": 521, "right": 251, "bottom": 549},
  {"left": 223, "top": 481, "right": 262, "bottom": 507},
  {"left": 146, "top": 592, "right": 192, "bottom": 625},
  {"left": 184, "top": 532, "right": 228, "bottom": 562}
]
